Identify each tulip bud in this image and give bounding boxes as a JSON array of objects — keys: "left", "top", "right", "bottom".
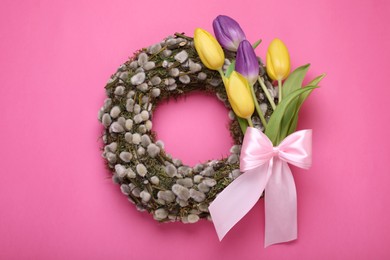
[
  {"left": 212, "top": 15, "right": 246, "bottom": 52},
  {"left": 266, "top": 38, "right": 291, "bottom": 81},
  {"left": 236, "top": 40, "right": 259, "bottom": 86},
  {"left": 226, "top": 71, "right": 255, "bottom": 119},
  {"left": 194, "top": 28, "right": 225, "bottom": 70}
]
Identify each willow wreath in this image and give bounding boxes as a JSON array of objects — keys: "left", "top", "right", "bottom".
[{"left": 97, "top": 33, "right": 275, "bottom": 223}]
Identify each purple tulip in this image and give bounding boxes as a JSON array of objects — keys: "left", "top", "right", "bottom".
[
  {"left": 236, "top": 40, "right": 259, "bottom": 85},
  {"left": 213, "top": 15, "right": 246, "bottom": 52}
]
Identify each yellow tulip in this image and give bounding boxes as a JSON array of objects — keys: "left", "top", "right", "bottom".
[
  {"left": 194, "top": 28, "right": 225, "bottom": 71},
  {"left": 226, "top": 71, "right": 255, "bottom": 119},
  {"left": 266, "top": 38, "right": 291, "bottom": 81}
]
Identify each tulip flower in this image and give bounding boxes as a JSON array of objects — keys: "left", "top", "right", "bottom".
[
  {"left": 226, "top": 71, "right": 254, "bottom": 121},
  {"left": 236, "top": 40, "right": 259, "bottom": 86},
  {"left": 213, "top": 15, "right": 246, "bottom": 52},
  {"left": 266, "top": 38, "right": 290, "bottom": 81},
  {"left": 235, "top": 40, "right": 268, "bottom": 127},
  {"left": 266, "top": 38, "right": 291, "bottom": 102},
  {"left": 194, "top": 28, "right": 225, "bottom": 71}
]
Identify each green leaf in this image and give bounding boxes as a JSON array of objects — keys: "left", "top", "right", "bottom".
[
  {"left": 285, "top": 74, "right": 326, "bottom": 135},
  {"left": 277, "top": 64, "right": 311, "bottom": 140},
  {"left": 236, "top": 116, "right": 248, "bottom": 134},
  {"left": 265, "top": 86, "right": 318, "bottom": 145},
  {"left": 282, "top": 64, "right": 310, "bottom": 98},
  {"left": 225, "top": 60, "right": 235, "bottom": 78},
  {"left": 306, "top": 73, "right": 326, "bottom": 87},
  {"left": 285, "top": 87, "right": 316, "bottom": 136},
  {"left": 252, "top": 39, "right": 262, "bottom": 49}
]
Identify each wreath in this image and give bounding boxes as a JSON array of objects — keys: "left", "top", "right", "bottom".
[{"left": 98, "top": 15, "right": 324, "bottom": 245}]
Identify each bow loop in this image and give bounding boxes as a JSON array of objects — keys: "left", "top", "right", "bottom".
[
  {"left": 209, "top": 127, "right": 313, "bottom": 247},
  {"left": 240, "top": 127, "right": 275, "bottom": 172},
  {"left": 277, "top": 129, "right": 312, "bottom": 169}
]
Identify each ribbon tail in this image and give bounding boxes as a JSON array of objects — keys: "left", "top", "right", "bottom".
[
  {"left": 209, "top": 163, "right": 270, "bottom": 241},
  {"left": 264, "top": 158, "right": 297, "bottom": 247}
]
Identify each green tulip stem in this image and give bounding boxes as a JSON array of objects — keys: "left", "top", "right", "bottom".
[
  {"left": 218, "top": 68, "right": 224, "bottom": 79},
  {"left": 278, "top": 79, "right": 283, "bottom": 103},
  {"left": 249, "top": 82, "right": 267, "bottom": 129},
  {"left": 247, "top": 117, "right": 254, "bottom": 127},
  {"left": 218, "top": 69, "right": 228, "bottom": 86},
  {"left": 257, "top": 76, "right": 276, "bottom": 110}
]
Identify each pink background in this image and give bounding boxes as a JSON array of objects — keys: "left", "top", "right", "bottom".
[{"left": 1, "top": 0, "right": 390, "bottom": 259}]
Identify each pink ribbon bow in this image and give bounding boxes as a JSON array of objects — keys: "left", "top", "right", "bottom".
[{"left": 209, "top": 127, "right": 312, "bottom": 247}]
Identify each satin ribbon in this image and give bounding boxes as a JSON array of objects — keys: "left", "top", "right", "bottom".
[{"left": 209, "top": 127, "right": 312, "bottom": 247}]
